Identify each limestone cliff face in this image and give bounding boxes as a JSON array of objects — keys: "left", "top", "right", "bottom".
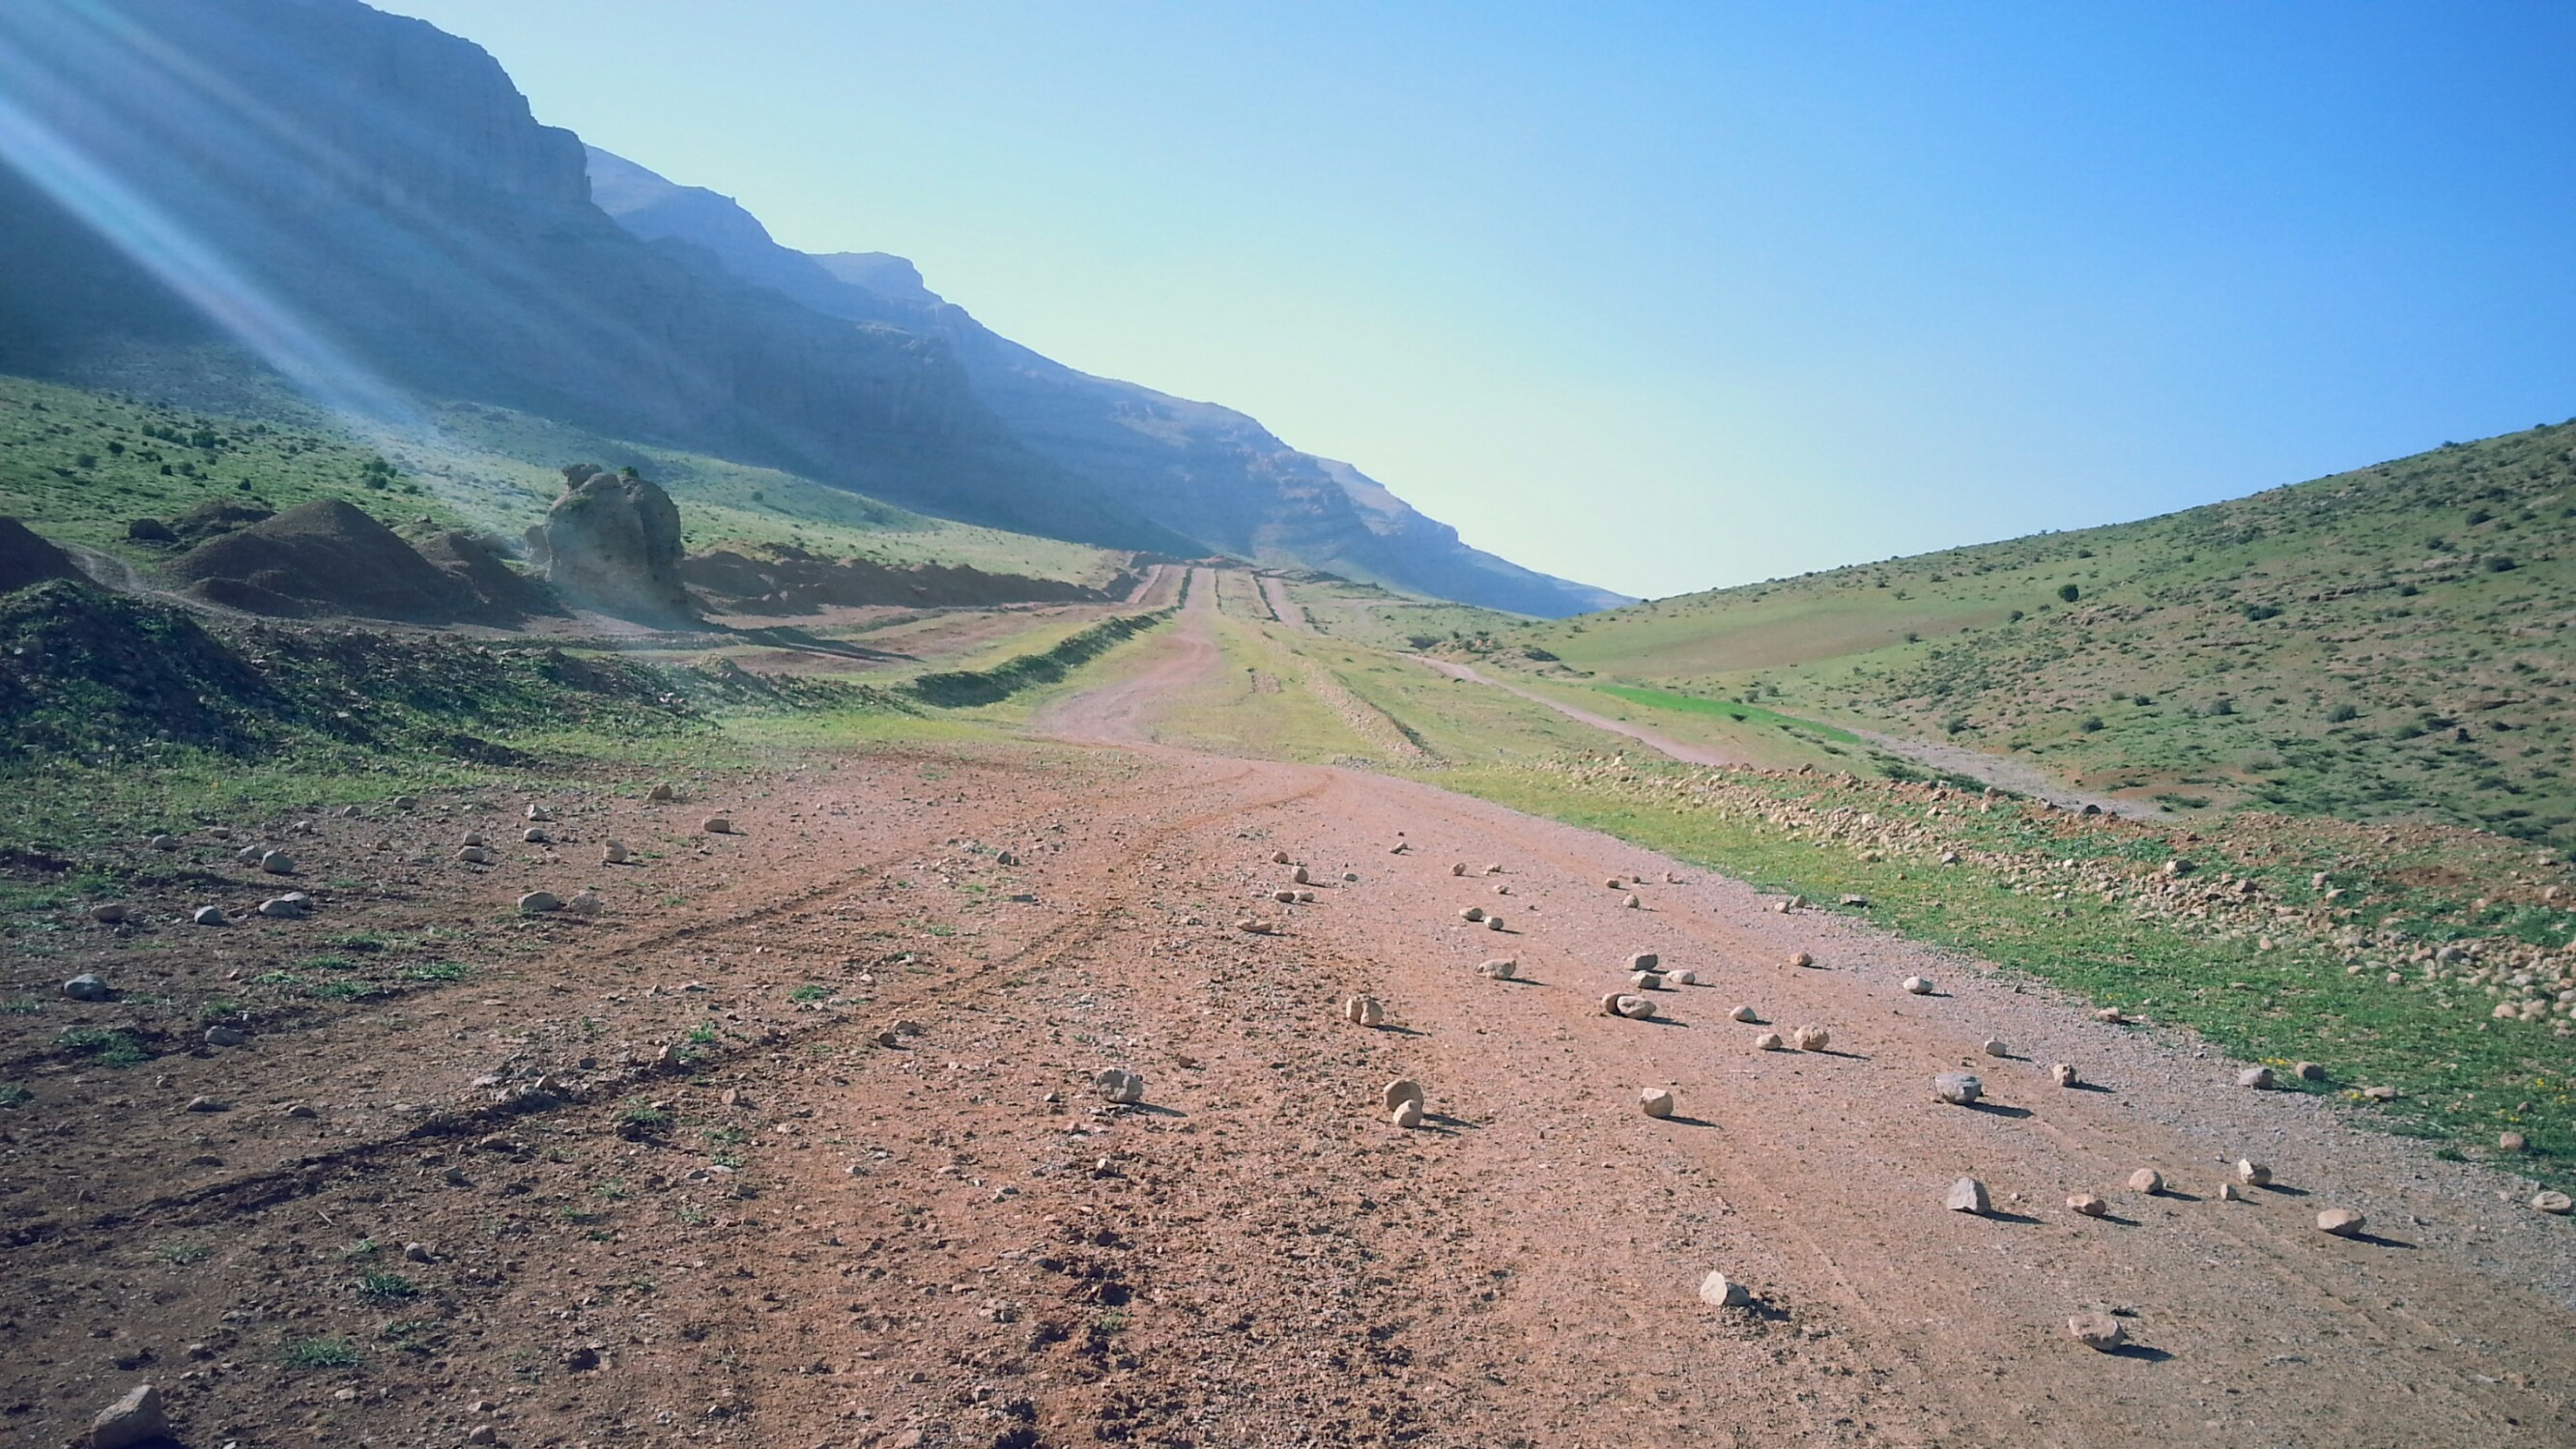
[{"left": 0, "top": 0, "right": 1190, "bottom": 553}]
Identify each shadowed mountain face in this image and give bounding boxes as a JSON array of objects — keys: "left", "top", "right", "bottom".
[
  {"left": 0, "top": 0, "right": 1191, "bottom": 554},
  {"left": 589, "top": 149, "right": 1633, "bottom": 617}
]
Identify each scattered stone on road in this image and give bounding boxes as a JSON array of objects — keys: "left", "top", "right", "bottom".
[
  {"left": 1902, "top": 976, "right": 1931, "bottom": 995},
  {"left": 2316, "top": 1208, "right": 2367, "bottom": 1237},
  {"left": 89, "top": 1383, "right": 165, "bottom": 1449},
  {"left": 2532, "top": 1191, "right": 2573, "bottom": 1215},
  {"left": 1934, "top": 1072, "right": 1984, "bottom": 1105},
  {"left": 1729, "top": 1005, "right": 1758, "bottom": 1023},
  {"left": 205, "top": 1026, "right": 244, "bottom": 1047},
  {"left": 2067, "top": 1313, "right": 2127, "bottom": 1351},
  {"left": 1947, "top": 1178, "right": 1991, "bottom": 1214},
  {"left": 191, "top": 905, "right": 226, "bottom": 926},
  {"left": 1697, "top": 1270, "right": 1750, "bottom": 1308},
  {"left": 1615, "top": 994, "right": 1657, "bottom": 1020},
  {"left": 518, "top": 891, "right": 562, "bottom": 914},
  {"left": 2050, "top": 1063, "right": 2078, "bottom": 1088},
  {"left": 1383, "top": 1078, "right": 1426, "bottom": 1113},
  {"left": 2294, "top": 1061, "right": 2327, "bottom": 1081},
  {"left": 702, "top": 816, "right": 732, "bottom": 835},
  {"left": 1343, "top": 995, "right": 1386, "bottom": 1027},
  {"left": 2238, "top": 1065, "right": 2275, "bottom": 1090},
  {"left": 1095, "top": 1068, "right": 1145, "bottom": 1105},
  {"left": 1389, "top": 1099, "right": 1424, "bottom": 1129},
  {"left": 63, "top": 974, "right": 110, "bottom": 1001},
  {"left": 1476, "top": 958, "right": 1516, "bottom": 980},
  {"left": 1754, "top": 1032, "right": 1786, "bottom": 1051},
  {"left": 2236, "top": 1159, "right": 2273, "bottom": 1186},
  {"left": 1640, "top": 1087, "right": 1675, "bottom": 1119},
  {"left": 1982, "top": 1038, "right": 2009, "bottom": 1058},
  {"left": 2129, "top": 1169, "right": 2164, "bottom": 1194},
  {"left": 2068, "top": 1194, "right": 2108, "bottom": 1217},
  {"left": 1793, "top": 1024, "right": 1830, "bottom": 1052}
]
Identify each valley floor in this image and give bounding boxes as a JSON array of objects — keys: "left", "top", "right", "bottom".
[{"left": 7, "top": 570, "right": 2573, "bottom": 1449}]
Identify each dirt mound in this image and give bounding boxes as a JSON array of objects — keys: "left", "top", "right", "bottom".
[
  {"left": 544, "top": 465, "right": 695, "bottom": 623},
  {"left": 0, "top": 516, "right": 87, "bottom": 593},
  {"left": 165, "top": 498, "right": 529, "bottom": 624},
  {"left": 414, "top": 528, "right": 558, "bottom": 620},
  {"left": 681, "top": 541, "right": 1108, "bottom": 615}
]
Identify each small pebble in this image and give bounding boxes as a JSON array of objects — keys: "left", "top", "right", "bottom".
[
  {"left": 1615, "top": 994, "right": 1657, "bottom": 1020},
  {"left": 1477, "top": 958, "right": 1517, "bottom": 980},
  {"left": 2499, "top": 1131, "right": 2528, "bottom": 1152},
  {"left": 2067, "top": 1313, "right": 2126, "bottom": 1351},
  {"left": 1946, "top": 1177, "right": 1990, "bottom": 1214},
  {"left": 1623, "top": 894, "right": 1642, "bottom": 909},
  {"left": 1670, "top": 969, "right": 1699, "bottom": 986},
  {"left": 87, "top": 901, "right": 129, "bottom": 924},
  {"left": 1457, "top": 906, "right": 1484, "bottom": 923},
  {"left": 2217, "top": 1181, "right": 2244, "bottom": 1202},
  {"left": 1790, "top": 952, "right": 1815, "bottom": 968},
  {"left": 648, "top": 783, "right": 676, "bottom": 802},
  {"left": 702, "top": 816, "right": 732, "bottom": 835},
  {"left": 149, "top": 834, "right": 178, "bottom": 850},
  {"left": 2238, "top": 1065, "right": 2275, "bottom": 1090},
  {"left": 1628, "top": 971, "right": 1662, "bottom": 991},
  {"left": 1982, "top": 1038, "right": 2009, "bottom": 1058},
  {"left": 1902, "top": 976, "right": 1931, "bottom": 995},
  {"left": 258, "top": 849, "right": 297, "bottom": 874},
  {"left": 2067, "top": 1193, "right": 2107, "bottom": 1217},
  {"left": 1095, "top": 1068, "right": 1145, "bottom": 1105},
  {"left": 1343, "top": 995, "right": 1386, "bottom": 1027},
  {"left": 456, "top": 845, "right": 491, "bottom": 865},
  {"left": 524, "top": 828, "right": 551, "bottom": 844},
  {"left": 64, "top": 973, "right": 112, "bottom": 1001},
  {"left": 1626, "top": 952, "right": 1660, "bottom": 973},
  {"left": 1639, "top": 1087, "right": 1675, "bottom": 1119},
  {"left": 1485, "top": 915, "right": 1504, "bottom": 931}
]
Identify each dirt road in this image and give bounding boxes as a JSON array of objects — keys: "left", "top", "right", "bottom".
[
  {"left": 8, "top": 579, "right": 2573, "bottom": 1449},
  {"left": 1415, "top": 655, "right": 1756, "bottom": 768}
]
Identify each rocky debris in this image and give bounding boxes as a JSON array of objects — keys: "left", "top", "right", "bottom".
[
  {"left": 1792, "top": 1024, "right": 1830, "bottom": 1052},
  {"left": 524, "top": 827, "right": 551, "bottom": 844},
  {"left": 1902, "top": 976, "right": 1932, "bottom": 995},
  {"left": 2067, "top": 1193, "right": 2108, "bottom": 1218},
  {"left": 1623, "top": 894, "right": 1642, "bottom": 909},
  {"left": 63, "top": 973, "right": 110, "bottom": 1001},
  {"left": 648, "top": 783, "right": 677, "bottom": 802},
  {"left": 1234, "top": 918, "right": 1274, "bottom": 934},
  {"left": 2532, "top": 1190, "right": 2572, "bottom": 1215},
  {"left": 456, "top": 845, "right": 492, "bottom": 864},
  {"left": 183, "top": 1096, "right": 228, "bottom": 1113},
  {"left": 233, "top": 845, "right": 263, "bottom": 866},
  {"left": 191, "top": 906, "right": 226, "bottom": 926},
  {"left": 565, "top": 889, "right": 602, "bottom": 917},
  {"left": 1390, "top": 1099, "right": 1424, "bottom": 1129},
  {"left": 205, "top": 1026, "right": 245, "bottom": 1047},
  {"left": 518, "top": 891, "right": 562, "bottom": 914},
  {"left": 1290, "top": 866, "right": 1310, "bottom": 885},
  {"left": 1640, "top": 1088, "right": 1676, "bottom": 1119},
  {"left": 1626, "top": 952, "right": 1661, "bottom": 973},
  {"left": 1484, "top": 915, "right": 1505, "bottom": 931},
  {"left": 86, "top": 901, "right": 129, "bottom": 924},
  {"left": 1603, "top": 877, "right": 1622, "bottom": 890},
  {"left": 2361, "top": 1084, "right": 2399, "bottom": 1102},
  {"left": 1342, "top": 995, "right": 1386, "bottom": 1027},
  {"left": 2294, "top": 1061, "right": 2327, "bottom": 1082},
  {"left": 257, "top": 894, "right": 311, "bottom": 919},
  {"left": 2095, "top": 1008, "right": 2131, "bottom": 1024},
  {"left": 702, "top": 816, "right": 733, "bottom": 835},
  {"left": 460, "top": 832, "right": 486, "bottom": 847},
  {"left": 2316, "top": 1208, "right": 2367, "bottom": 1237},
  {"left": 1476, "top": 958, "right": 1517, "bottom": 980},
  {"left": 1982, "top": 1038, "right": 2009, "bottom": 1057},
  {"left": 2050, "top": 1063, "right": 2078, "bottom": 1088},
  {"left": 2067, "top": 1313, "right": 2127, "bottom": 1351},
  {"left": 1697, "top": 1270, "right": 1750, "bottom": 1308},
  {"left": 1301, "top": 890, "right": 1322, "bottom": 904},
  {"left": 1754, "top": 1032, "right": 1786, "bottom": 1051},
  {"left": 1790, "top": 952, "right": 1815, "bottom": 968},
  {"left": 1491, "top": 883, "right": 1509, "bottom": 895},
  {"left": 2499, "top": 1131, "right": 2529, "bottom": 1152},
  {"left": 2236, "top": 1159, "right": 2273, "bottom": 1187},
  {"left": 1946, "top": 1178, "right": 1991, "bottom": 1214},
  {"left": 2218, "top": 1182, "right": 2245, "bottom": 1202},
  {"left": 544, "top": 466, "right": 695, "bottom": 621},
  {"left": 1620, "top": 994, "right": 1660, "bottom": 1020},
  {"left": 1628, "top": 971, "right": 1663, "bottom": 991},
  {"left": 1457, "top": 906, "right": 1484, "bottom": 923},
  {"left": 526, "top": 804, "right": 551, "bottom": 822},
  {"left": 601, "top": 840, "right": 630, "bottom": 865},
  {"left": 1933, "top": 1072, "right": 1984, "bottom": 1105},
  {"left": 88, "top": 1382, "right": 165, "bottom": 1449},
  {"left": 1274, "top": 850, "right": 1294, "bottom": 866},
  {"left": 1729, "top": 1006, "right": 1758, "bottom": 1023},
  {"left": 1095, "top": 1068, "right": 1145, "bottom": 1105},
  {"left": 258, "top": 849, "right": 297, "bottom": 874},
  {"left": 1670, "top": 969, "right": 1700, "bottom": 986},
  {"left": 2238, "top": 1065, "right": 2275, "bottom": 1090},
  {"left": 148, "top": 834, "right": 178, "bottom": 850},
  {"left": 167, "top": 498, "right": 532, "bottom": 623},
  {"left": 2129, "top": 1169, "right": 2164, "bottom": 1194},
  {"left": 404, "top": 1241, "right": 434, "bottom": 1263},
  {"left": 1274, "top": 890, "right": 1300, "bottom": 904},
  {"left": 1383, "top": 1078, "right": 1427, "bottom": 1113}
]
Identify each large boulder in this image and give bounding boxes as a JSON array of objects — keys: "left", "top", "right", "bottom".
[{"left": 543, "top": 466, "right": 694, "bottom": 622}]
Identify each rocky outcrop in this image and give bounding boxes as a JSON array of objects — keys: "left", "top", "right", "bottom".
[
  {"left": 544, "top": 466, "right": 694, "bottom": 623},
  {"left": 680, "top": 542, "right": 1110, "bottom": 615}
]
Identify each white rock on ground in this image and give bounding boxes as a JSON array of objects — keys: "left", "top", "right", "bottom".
[
  {"left": 1616, "top": 995, "right": 1657, "bottom": 1020},
  {"left": 2067, "top": 1314, "right": 2127, "bottom": 1351},
  {"left": 1477, "top": 958, "right": 1517, "bottom": 980},
  {"left": 1982, "top": 1038, "right": 2009, "bottom": 1057},
  {"left": 1343, "top": 996, "right": 1386, "bottom": 1027},
  {"left": 1627, "top": 952, "right": 1660, "bottom": 972},
  {"left": 1274, "top": 850, "right": 1293, "bottom": 865},
  {"left": 1754, "top": 1032, "right": 1786, "bottom": 1051},
  {"left": 2129, "top": 1169, "right": 2163, "bottom": 1194},
  {"left": 524, "top": 828, "right": 550, "bottom": 844},
  {"left": 1729, "top": 1006, "right": 1758, "bottom": 1023},
  {"left": 1096, "top": 1068, "right": 1145, "bottom": 1105},
  {"left": 2236, "top": 1159, "right": 2273, "bottom": 1186},
  {"left": 1485, "top": 915, "right": 1504, "bottom": 931},
  {"left": 2532, "top": 1190, "right": 2573, "bottom": 1214},
  {"left": 63, "top": 974, "right": 109, "bottom": 1002},
  {"left": 1623, "top": 894, "right": 1642, "bottom": 909},
  {"left": 1640, "top": 1088, "right": 1675, "bottom": 1119},
  {"left": 2068, "top": 1194, "right": 2108, "bottom": 1217},
  {"left": 1697, "top": 1270, "right": 1750, "bottom": 1308},
  {"left": 1458, "top": 906, "right": 1484, "bottom": 923},
  {"left": 602, "top": 840, "right": 629, "bottom": 864},
  {"left": 258, "top": 850, "right": 296, "bottom": 874},
  {"left": 456, "top": 845, "right": 491, "bottom": 864},
  {"left": 1629, "top": 972, "right": 1662, "bottom": 991},
  {"left": 1670, "top": 969, "right": 1699, "bottom": 986},
  {"left": 517, "top": 892, "right": 561, "bottom": 914},
  {"left": 1933, "top": 1073, "right": 1984, "bottom": 1105},
  {"left": 2050, "top": 1063, "right": 2078, "bottom": 1088},
  {"left": 1946, "top": 1178, "right": 1990, "bottom": 1213},
  {"left": 257, "top": 894, "right": 310, "bottom": 919},
  {"left": 1383, "top": 1078, "right": 1426, "bottom": 1113},
  {"left": 1790, "top": 952, "right": 1815, "bottom": 968},
  {"left": 191, "top": 905, "right": 226, "bottom": 926},
  {"left": 1902, "top": 976, "right": 1932, "bottom": 995},
  {"left": 2218, "top": 1182, "right": 2245, "bottom": 1202},
  {"left": 1793, "top": 1024, "right": 1830, "bottom": 1052},
  {"left": 1390, "top": 1099, "right": 1424, "bottom": 1129},
  {"left": 2294, "top": 1061, "right": 2327, "bottom": 1081},
  {"left": 89, "top": 1383, "right": 165, "bottom": 1449},
  {"left": 2316, "top": 1208, "right": 2367, "bottom": 1236},
  {"left": 2239, "top": 1065, "right": 2275, "bottom": 1089}
]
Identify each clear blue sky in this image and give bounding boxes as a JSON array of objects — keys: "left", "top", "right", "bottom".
[{"left": 381, "top": 1, "right": 2576, "bottom": 599}]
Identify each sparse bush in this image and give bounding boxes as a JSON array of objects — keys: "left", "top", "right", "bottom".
[
  {"left": 2327, "top": 703, "right": 2360, "bottom": 724},
  {"left": 2057, "top": 583, "right": 2079, "bottom": 603},
  {"left": 2079, "top": 716, "right": 2104, "bottom": 733}
]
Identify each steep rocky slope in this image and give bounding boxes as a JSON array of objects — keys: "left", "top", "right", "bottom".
[
  {"left": 587, "top": 148, "right": 1631, "bottom": 617},
  {"left": 0, "top": 0, "right": 1189, "bottom": 554}
]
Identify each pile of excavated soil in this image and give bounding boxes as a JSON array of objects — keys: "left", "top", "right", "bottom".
[
  {"left": 682, "top": 541, "right": 1108, "bottom": 615},
  {"left": 165, "top": 498, "right": 544, "bottom": 624},
  {"left": 414, "top": 528, "right": 558, "bottom": 620},
  {"left": 0, "top": 516, "right": 87, "bottom": 593}
]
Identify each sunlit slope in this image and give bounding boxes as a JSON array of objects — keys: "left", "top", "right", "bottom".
[
  {"left": 0, "top": 375, "right": 1125, "bottom": 586},
  {"left": 1494, "top": 422, "right": 2576, "bottom": 840}
]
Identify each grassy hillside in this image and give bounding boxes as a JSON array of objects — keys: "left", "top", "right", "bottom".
[
  {"left": 0, "top": 374, "right": 1126, "bottom": 587},
  {"left": 1488, "top": 423, "right": 2576, "bottom": 843}
]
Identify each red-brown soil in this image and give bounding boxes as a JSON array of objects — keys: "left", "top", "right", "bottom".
[{"left": 5, "top": 601, "right": 2573, "bottom": 1449}]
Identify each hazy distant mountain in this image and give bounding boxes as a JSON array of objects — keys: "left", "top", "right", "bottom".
[
  {"left": 0, "top": 0, "right": 1190, "bottom": 553},
  {"left": 587, "top": 149, "right": 1631, "bottom": 616}
]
